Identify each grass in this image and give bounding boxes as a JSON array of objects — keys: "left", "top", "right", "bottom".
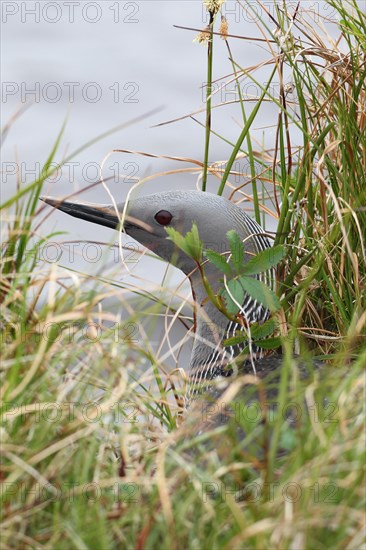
[{"left": 1, "top": 1, "right": 365, "bottom": 548}]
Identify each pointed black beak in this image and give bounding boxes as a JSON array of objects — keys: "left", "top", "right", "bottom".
[
  {"left": 40, "top": 195, "right": 155, "bottom": 234},
  {"left": 40, "top": 196, "right": 120, "bottom": 230}
]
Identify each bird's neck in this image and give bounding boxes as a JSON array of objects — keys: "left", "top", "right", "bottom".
[
  {"left": 189, "top": 273, "right": 228, "bottom": 371},
  {"left": 186, "top": 271, "right": 270, "bottom": 401}
]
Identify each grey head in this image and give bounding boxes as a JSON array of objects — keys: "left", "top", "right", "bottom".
[
  {"left": 41, "top": 190, "right": 269, "bottom": 271},
  {"left": 40, "top": 190, "right": 275, "bottom": 398}
]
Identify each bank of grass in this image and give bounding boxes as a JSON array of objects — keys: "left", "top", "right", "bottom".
[{"left": 1, "top": 1, "right": 365, "bottom": 548}]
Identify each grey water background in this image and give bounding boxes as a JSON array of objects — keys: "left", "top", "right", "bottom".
[{"left": 1, "top": 1, "right": 339, "bottom": 376}]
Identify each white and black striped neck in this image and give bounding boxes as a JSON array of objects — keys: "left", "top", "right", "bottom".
[{"left": 186, "top": 247, "right": 275, "bottom": 403}]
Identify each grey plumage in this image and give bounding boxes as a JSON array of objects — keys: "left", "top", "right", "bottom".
[
  {"left": 40, "top": 189, "right": 331, "bottom": 466},
  {"left": 40, "top": 190, "right": 277, "bottom": 402}
]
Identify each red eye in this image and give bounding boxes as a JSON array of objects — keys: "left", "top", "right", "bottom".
[{"left": 154, "top": 210, "right": 173, "bottom": 226}]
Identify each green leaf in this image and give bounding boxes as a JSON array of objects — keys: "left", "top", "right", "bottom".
[
  {"left": 253, "top": 336, "right": 282, "bottom": 349},
  {"left": 239, "top": 276, "right": 281, "bottom": 312},
  {"left": 223, "top": 318, "right": 277, "bottom": 347},
  {"left": 165, "top": 223, "right": 202, "bottom": 261},
  {"left": 221, "top": 279, "right": 245, "bottom": 315},
  {"left": 251, "top": 318, "right": 277, "bottom": 339},
  {"left": 185, "top": 223, "right": 203, "bottom": 259},
  {"left": 224, "top": 336, "right": 282, "bottom": 353},
  {"left": 223, "top": 334, "right": 248, "bottom": 347},
  {"left": 204, "top": 249, "right": 232, "bottom": 276},
  {"left": 243, "top": 245, "right": 286, "bottom": 276},
  {"left": 226, "top": 230, "right": 244, "bottom": 273},
  {"left": 165, "top": 226, "right": 186, "bottom": 253},
  {"left": 223, "top": 336, "right": 282, "bottom": 353}
]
